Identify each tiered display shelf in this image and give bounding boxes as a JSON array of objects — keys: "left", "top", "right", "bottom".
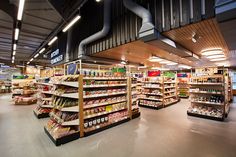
[
  {"left": 44, "top": 75, "right": 80, "bottom": 146},
  {"left": 188, "top": 71, "right": 229, "bottom": 121},
  {"left": 81, "top": 75, "right": 130, "bottom": 137},
  {"left": 139, "top": 77, "right": 163, "bottom": 109},
  {"left": 33, "top": 82, "right": 54, "bottom": 118},
  {"left": 177, "top": 74, "right": 190, "bottom": 98},
  {"left": 130, "top": 77, "right": 141, "bottom": 119},
  {"left": 138, "top": 72, "right": 179, "bottom": 109},
  {"left": 12, "top": 79, "right": 37, "bottom": 105},
  {"left": 163, "top": 75, "right": 178, "bottom": 106},
  {"left": 44, "top": 70, "right": 136, "bottom": 146}
]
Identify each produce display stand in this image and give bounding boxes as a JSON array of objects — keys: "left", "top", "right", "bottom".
[{"left": 187, "top": 67, "right": 230, "bottom": 121}]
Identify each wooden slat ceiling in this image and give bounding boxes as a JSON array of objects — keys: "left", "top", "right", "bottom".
[
  {"left": 92, "top": 40, "right": 194, "bottom": 68},
  {"left": 163, "top": 18, "right": 229, "bottom": 56}
]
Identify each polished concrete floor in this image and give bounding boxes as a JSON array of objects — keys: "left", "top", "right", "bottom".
[{"left": 0, "top": 94, "right": 236, "bottom": 157}]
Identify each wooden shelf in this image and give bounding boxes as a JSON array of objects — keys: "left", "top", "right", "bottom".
[
  {"left": 36, "top": 82, "right": 53, "bottom": 86},
  {"left": 83, "top": 77, "right": 127, "bottom": 80},
  {"left": 189, "top": 83, "right": 223, "bottom": 85},
  {"left": 139, "top": 97, "right": 162, "bottom": 101},
  {"left": 84, "top": 84, "right": 127, "bottom": 88},
  {"left": 55, "top": 82, "right": 78, "bottom": 88},
  {"left": 143, "top": 86, "right": 162, "bottom": 89},
  {"left": 142, "top": 92, "right": 163, "bottom": 96},
  {"left": 84, "top": 99, "right": 127, "bottom": 109},
  {"left": 41, "top": 91, "right": 53, "bottom": 95},
  {"left": 84, "top": 92, "right": 126, "bottom": 99},
  {"left": 191, "top": 101, "right": 223, "bottom": 106},
  {"left": 84, "top": 108, "right": 127, "bottom": 119},
  {"left": 53, "top": 93, "right": 79, "bottom": 99},
  {"left": 190, "top": 91, "right": 223, "bottom": 95}
]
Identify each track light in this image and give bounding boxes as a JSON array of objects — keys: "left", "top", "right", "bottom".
[
  {"left": 39, "top": 48, "right": 46, "bottom": 54},
  {"left": 12, "top": 60, "right": 14, "bottom": 63},
  {"left": 17, "top": 0, "right": 25, "bottom": 21},
  {"left": 14, "top": 28, "right": 19, "bottom": 40},
  {"left": 27, "top": 62, "right": 30, "bottom": 65},
  {"left": 13, "top": 51, "right": 16, "bottom": 56},
  {"left": 192, "top": 33, "right": 200, "bottom": 43},
  {"left": 12, "top": 56, "right": 15, "bottom": 60},
  {"left": 30, "top": 58, "right": 33, "bottom": 62},
  {"left": 34, "top": 54, "right": 39, "bottom": 58},
  {"left": 13, "top": 44, "right": 16, "bottom": 51},
  {"left": 48, "top": 36, "right": 58, "bottom": 46},
  {"left": 62, "top": 15, "right": 81, "bottom": 32},
  {"left": 121, "top": 61, "right": 127, "bottom": 65}
]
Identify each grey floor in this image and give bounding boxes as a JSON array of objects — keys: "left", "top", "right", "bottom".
[{"left": 0, "top": 94, "right": 236, "bottom": 157}]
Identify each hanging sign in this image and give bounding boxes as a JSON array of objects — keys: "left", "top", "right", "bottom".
[
  {"left": 67, "top": 63, "right": 78, "bottom": 75},
  {"left": 50, "top": 49, "right": 64, "bottom": 64},
  {"left": 177, "top": 73, "right": 188, "bottom": 78},
  {"left": 148, "top": 71, "right": 161, "bottom": 77}
]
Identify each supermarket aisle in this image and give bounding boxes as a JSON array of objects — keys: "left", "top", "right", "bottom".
[{"left": 0, "top": 94, "right": 236, "bottom": 157}]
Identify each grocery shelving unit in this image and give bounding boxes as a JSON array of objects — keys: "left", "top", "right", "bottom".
[
  {"left": 139, "top": 76, "right": 164, "bottom": 109},
  {"left": 138, "top": 71, "right": 179, "bottom": 109},
  {"left": 44, "top": 75, "right": 80, "bottom": 146},
  {"left": 187, "top": 68, "right": 229, "bottom": 121},
  {"left": 163, "top": 72, "right": 179, "bottom": 106},
  {"left": 228, "top": 76, "right": 233, "bottom": 102},
  {"left": 81, "top": 75, "right": 130, "bottom": 137},
  {"left": 131, "top": 77, "right": 141, "bottom": 119},
  {"left": 33, "top": 82, "right": 54, "bottom": 118},
  {"left": 177, "top": 73, "right": 190, "bottom": 98},
  {"left": 44, "top": 62, "right": 137, "bottom": 146}
]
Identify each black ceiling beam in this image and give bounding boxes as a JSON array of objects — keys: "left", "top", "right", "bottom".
[
  {"left": 21, "top": 29, "right": 49, "bottom": 37},
  {"left": 24, "top": 12, "right": 60, "bottom": 24}
]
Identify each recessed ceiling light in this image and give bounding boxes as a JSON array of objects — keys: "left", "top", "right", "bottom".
[
  {"left": 159, "top": 60, "right": 172, "bottom": 64},
  {"left": 148, "top": 56, "right": 164, "bottom": 62},
  {"left": 206, "top": 54, "right": 225, "bottom": 59},
  {"left": 202, "top": 49, "right": 223, "bottom": 56},
  {"left": 179, "top": 64, "right": 192, "bottom": 69},
  {"left": 210, "top": 58, "right": 226, "bottom": 61},
  {"left": 166, "top": 62, "right": 178, "bottom": 65}
]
